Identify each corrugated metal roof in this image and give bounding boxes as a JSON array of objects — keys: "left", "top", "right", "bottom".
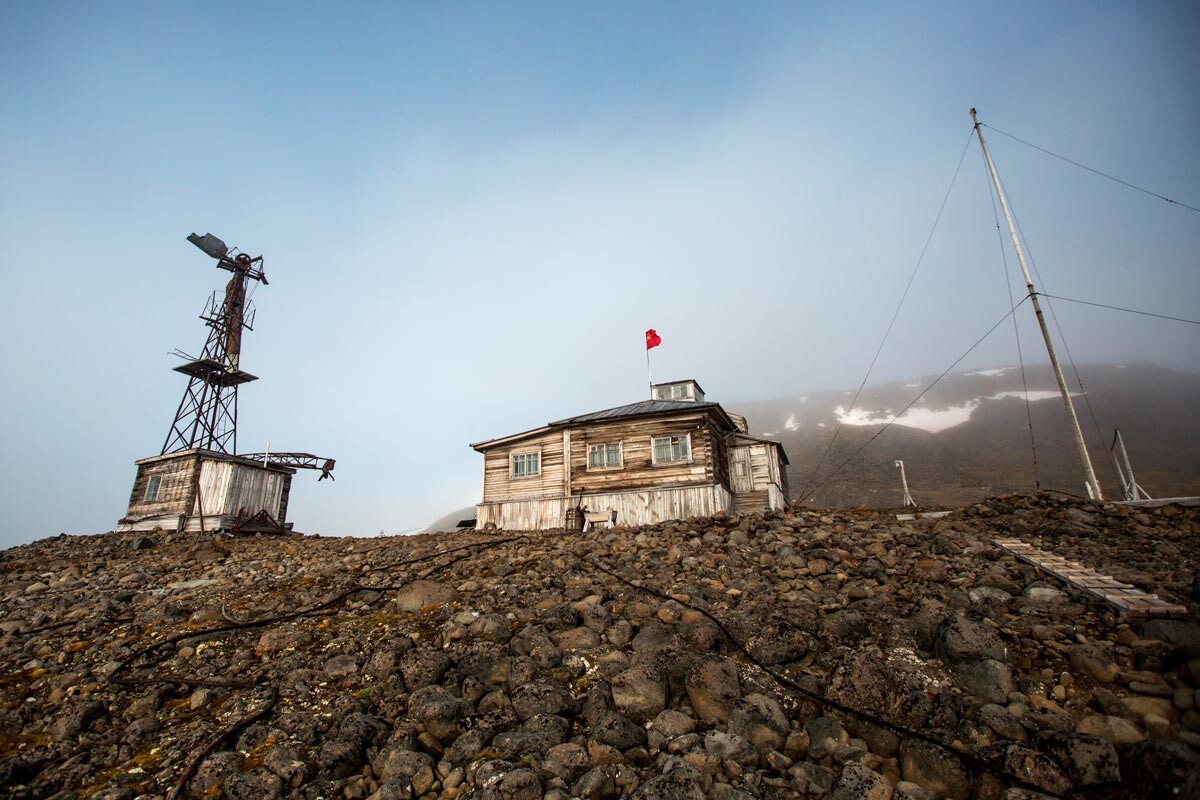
[{"left": 551, "top": 399, "right": 723, "bottom": 425}]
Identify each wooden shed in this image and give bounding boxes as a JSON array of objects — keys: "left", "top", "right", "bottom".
[
  {"left": 117, "top": 449, "right": 295, "bottom": 533},
  {"left": 470, "top": 380, "right": 789, "bottom": 530}
]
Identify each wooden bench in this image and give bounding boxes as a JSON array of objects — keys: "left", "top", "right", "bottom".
[{"left": 583, "top": 509, "right": 617, "bottom": 531}]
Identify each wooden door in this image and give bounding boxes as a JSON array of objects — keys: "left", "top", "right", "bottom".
[{"left": 730, "top": 447, "right": 753, "bottom": 493}]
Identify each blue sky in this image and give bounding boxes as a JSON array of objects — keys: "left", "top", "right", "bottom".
[{"left": 2, "top": 2, "right": 1198, "bottom": 545}]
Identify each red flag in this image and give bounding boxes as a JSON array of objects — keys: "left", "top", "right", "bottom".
[{"left": 645, "top": 328, "right": 662, "bottom": 350}]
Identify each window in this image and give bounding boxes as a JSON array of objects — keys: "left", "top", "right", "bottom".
[
  {"left": 656, "top": 383, "right": 691, "bottom": 400},
  {"left": 588, "top": 442, "right": 622, "bottom": 470},
  {"left": 652, "top": 434, "right": 691, "bottom": 464},
  {"left": 144, "top": 474, "right": 162, "bottom": 502},
  {"left": 510, "top": 451, "right": 541, "bottom": 478}
]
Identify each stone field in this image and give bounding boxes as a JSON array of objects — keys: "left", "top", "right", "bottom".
[{"left": 1, "top": 494, "right": 1198, "bottom": 799}]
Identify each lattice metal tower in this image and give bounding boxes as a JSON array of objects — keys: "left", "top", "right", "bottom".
[{"left": 161, "top": 233, "right": 269, "bottom": 455}]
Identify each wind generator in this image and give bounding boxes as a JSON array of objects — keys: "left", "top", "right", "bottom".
[{"left": 117, "top": 233, "right": 335, "bottom": 534}]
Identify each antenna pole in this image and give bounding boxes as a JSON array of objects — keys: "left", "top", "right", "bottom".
[
  {"left": 970, "top": 108, "right": 1104, "bottom": 500},
  {"left": 895, "top": 460, "right": 916, "bottom": 507},
  {"left": 1112, "top": 428, "right": 1151, "bottom": 501}
]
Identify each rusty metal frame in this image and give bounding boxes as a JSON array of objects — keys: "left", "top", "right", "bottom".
[{"left": 161, "top": 248, "right": 266, "bottom": 456}]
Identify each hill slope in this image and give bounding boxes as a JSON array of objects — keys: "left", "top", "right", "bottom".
[{"left": 732, "top": 363, "right": 1200, "bottom": 508}]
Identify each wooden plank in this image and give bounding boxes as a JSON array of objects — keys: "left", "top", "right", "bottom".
[{"left": 993, "top": 538, "right": 1186, "bottom": 619}]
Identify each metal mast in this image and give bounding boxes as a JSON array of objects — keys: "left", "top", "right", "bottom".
[
  {"left": 970, "top": 109, "right": 1103, "bottom": 500},
  {"left": 894, "top": 460, "right": 916, "bottom": 507},
  {"left": 161, "top": 233, "right": 269, "bottom": 455}
]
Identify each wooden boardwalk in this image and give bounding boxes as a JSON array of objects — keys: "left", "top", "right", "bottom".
[{"left": 993, "top": 537, "right": 1189, "bottom": 618}]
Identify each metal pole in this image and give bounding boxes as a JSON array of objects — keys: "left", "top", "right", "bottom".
[
  {"left": 895, "top": 460, "right": 916, "bottom": 507},
  {"left": 1109, "top": 430, "right": 1132, "bottom": 501},
  {"left": 646, "top": 348, "right": 653, "bottom": 399},
  {"left": 970, "top": 108, "right": 1104, "bottom": 500},
  {"left": 1113, "top": 429, "right": 1150, "bottom": 501}
]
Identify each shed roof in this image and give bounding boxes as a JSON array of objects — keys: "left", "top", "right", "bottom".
[{"left": 728, "top": 431, "right": 790, "bottom": 465}]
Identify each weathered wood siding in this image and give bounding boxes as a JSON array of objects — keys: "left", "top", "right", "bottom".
[
  {"left": 767, "top": 484, "right": 788, "bottom": 511},
  {"left": 126, "top": 455, "right": 200, "bottom": 519},
  {"left": 481, "top": 429, "right": 566, "bottom": 503},
  {"left": 193, "top": 461, "right": 288, "bottom": 518},
  {"left": 477, "top": 484, "right": 732, "bottom": 530},
  {"left": 568, "top": 414, "right": 719, "bottom": 495}
]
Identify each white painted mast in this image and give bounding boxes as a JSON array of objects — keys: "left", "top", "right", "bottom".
[
  {"left": 970, "top": 108, "right": 1104, "bottom": 500},
  {"left": 895, "top": 460, "right": 916, "bottom": 507}
]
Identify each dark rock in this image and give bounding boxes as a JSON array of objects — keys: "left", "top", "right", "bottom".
[
  {"left": 899, "top": 739, "right": 971, "bottom": 800},
  {"left": 703, "top": 730, "right": 758, "bottom": 765},
  {"left": 1035, "top": 730, "right": 1120, "bottom": 787},
  {"left": 934, "top": 614, "right": 1006, "bottom": 663},
  {"left": 407, "top": 685, "right": 466, "bottom": 742},
  {"left": 317, "top": 738, "right": 363, "bottom": 779},
  {"left": 53, "top": 699, "right": 107, "bottom": 741},
  {"left": 611, "top": 663, "right": 668, "bottom": 723},
  {"left": 339, "top": 712, "right": 390, "bottom": 748},
  {"left": 953, "top": 658, "right": 1015, "bottom": 704},
  {"left": 685, "top": 656, "right": 741, "bottom": 724},
  {"left": 831, "top": 762, "right": 892, "bottom": 800},
  {"left": 1117, "top": 741, "right": 1200, "bottom": 800},
  {"left": 1140, "top": 620, "right": 1200, "bottom": 663},
  {"left": 542, "top": 742, "right": 589, "bottom": 783},
  {"left": 1069, "top": 644, "right": 1120, "bottom": 684},
  {"left": 493, "top": 713, "right": 570, "bottom": 756},
  {"left": 728, "top": 693, "right": 789, "bottom": 752},
  {"left": 629, "top": 765, "right": 707, "bottom": 800},
  {"left": 392, "top": 579, "right": 459, "bottom": 612},
  {"left": 511, "top": 679, "right": 579, "bottom": 721},
  {"left": 190, "top": 751, "right": 244, "bottom": 795},
  {"left": 323, "top": 653, "right": 359, "bottom": 679},
  {"left": 821, "top": 609, "right": 874, "bottom": 643},
  {"left": 978, "top": 742, "right": 1071, "bottom": 796},
  {"left": 590, "top": 711, "right": 646, "bottom": 750},
  {"left": 263, "top": 744, "right": 309, "bottom": 789},
  {"left": 445, "top": 727, "right": 492, "bottom": 765},
  {"left": 368, "top": 777, "right": 414, "bottom": 800},
  {"left": 479, "top": 766, "right": 543, "bottom": 800},
  {"left": 805, "top": 717, "right": 850, "bottom": 759},
  {"left": 573, "top": 766, "right": 619, "bottom": 800},
  {"left": 399, "top": 647, "right": 452, "bottom": 690},
  {"left": 224, "top": 766, "right": 284, "bottom": 800}
]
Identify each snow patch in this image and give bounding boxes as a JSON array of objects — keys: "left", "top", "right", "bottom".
[
  {"left": 905, "top": 381, "right": 922, "bottom": 388},
  {"left": 817, "top": 422, "right": 826, "bottom": 428},
  {"left": 988, "top": 390, "right": 1066, "bottom": 402},
  {"left": 783, "top": 414, "right": 799, "bottom": 431},
  {"left": 965, "top": 368, "right": 1009, "bottom": 377},
  {"left": 835, "top": 390, "right": 1076, "bottom": 433}
]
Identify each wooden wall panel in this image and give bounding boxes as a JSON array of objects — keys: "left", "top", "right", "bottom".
[
  {"left": 126, "top": 455, "right": 199, "bottom": 518},
  {"left": 477, "top": 483, "right": 732, "bottom": 530},
  {"left": 568, "top": 415, "right": 715, "bottom": 495},
  {"left": 481, "top": 429, "right": 566, "bottom": 502}
]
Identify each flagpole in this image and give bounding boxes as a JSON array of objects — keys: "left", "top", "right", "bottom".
[{"left": 646, "top": 347, "right": 652, "bottom": 398}]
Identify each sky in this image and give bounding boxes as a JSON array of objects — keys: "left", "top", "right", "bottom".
[{"left": 1, "top": 1, "right": 1198, "bottom": 546}]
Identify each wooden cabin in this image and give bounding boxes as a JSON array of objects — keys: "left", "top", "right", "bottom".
[
  {"left": 117, "top": 449, "right": 294, "bottom": 533},
  {"left": 470, "top": 379, "right": 789, "bottom": 530}
]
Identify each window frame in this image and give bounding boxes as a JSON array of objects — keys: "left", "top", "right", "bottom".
[
  {"left": 509, "top": 450, "right": 542, "bottom": 479},
  {"left": 144, "top": 474, "right": 162, "bottom": 502},
  {"left": 650, "top": 433, "right": 693, "bottom": 465},
  {"left": 586, "top": 441, "right": 624, "bottom": 471},
  {"left": 655, "top": 383, "right": 693, "bottom": 401}
]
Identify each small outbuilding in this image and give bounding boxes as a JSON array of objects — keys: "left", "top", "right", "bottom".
[
  {"left": 470, "top": 379, "right": 789, "bottom": 530},
  {"left": 117, "top": 449, "right": 294, "bottom": 533}
]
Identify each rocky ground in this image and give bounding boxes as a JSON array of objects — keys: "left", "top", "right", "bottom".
[{"left": 2, "top": 495, "right": 1199, "bottom": 800}]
